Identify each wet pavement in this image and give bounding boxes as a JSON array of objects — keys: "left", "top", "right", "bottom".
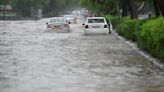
[{"left": 0, "top": 19, "right": 164, "bottom": 92}]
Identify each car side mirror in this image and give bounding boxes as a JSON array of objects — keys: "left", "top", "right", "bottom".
[
  {"left": 46, "top": 23, "right": 48, "bottom": 25},
  {"left": 82, "top": 23, "right": 85, "bottom": 25},
  {"left": 68, "top": 22, "right": 71, "bottom": 24}
]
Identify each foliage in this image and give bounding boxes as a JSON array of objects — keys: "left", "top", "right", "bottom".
[
  {"left": 44, "top": 0, "right": 79, "bottom": 17},
  {"left": 11, "top": 0, "right": 48, "bottom": 9},
  {"left": 104, "top": 15, "right": 131, "bottom": 28},
  {"left": 10, "top": 0, "right": 49, "bottom": 16},
  {"left": 116, "top": 19, "right": 139, "bottom": 41},
  {"left": 8, "top": 0, "right": 79, "bottom": 17},
  {"left": 80, "top": 0, "right": 164, "bottom": 18},
  {"left": 80, "top": 0, "right": 119, "bottom": 15},
  {"left": 116, "top": 17, "right": 164, "bottom": 62},
  {"left": 0, "top": 0, "right": 10, "bottom": 4},
  {"left": 140, "top": 18, "right": 164, "bottom": 61},
  {"left": 104, "top": 15, "right": 119, "bottom": 28}
]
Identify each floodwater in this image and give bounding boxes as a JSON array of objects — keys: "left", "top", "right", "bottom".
[{"left": 0, "top": 18, "right": 164, "bottom": 92}]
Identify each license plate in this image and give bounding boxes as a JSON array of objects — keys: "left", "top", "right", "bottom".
[
  {"left": 92, "top": 26, "right": 100, "bottom": 28},
  {"left": 54, "top": 26, "right": 60, "bottom": 29}
]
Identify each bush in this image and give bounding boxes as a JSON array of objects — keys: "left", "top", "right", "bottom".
[
  {"left": 140, "top": 18, "right": 164, "bottom": 61},
  {"left": 115, "top": 16, "right": 164, "bottom": 62},
  {"left": 104, "top": 15, "right": 132, "bottom": 29},
  {"left": 116, "top": 19, "right": 140, "bottom": 41},
  {"left": 104, "top": 15, "right": 120, "bottom": 28}
]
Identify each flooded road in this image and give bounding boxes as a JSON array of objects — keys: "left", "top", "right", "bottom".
[{"left": 0, "top": 19, "right": 164, "bottom": 92}]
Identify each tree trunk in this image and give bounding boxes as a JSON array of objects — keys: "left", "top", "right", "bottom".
[
  {"left": 158, "top": 0, "right": 164, "bottom": 16},
  {"left": 121, "top": 0, "right": 138, "bottom": 19},
  {"left": 153, "top": 0, "right": 160, "bottom": 17},
  {"left": 128, "top": 0, "right": 138, "bottom": 19},
  {"left": 121, "top": 0, "right": 128, "bottom": 16},
  {"left": 153, "top": 0, "right": 164, "bottom": 17}
]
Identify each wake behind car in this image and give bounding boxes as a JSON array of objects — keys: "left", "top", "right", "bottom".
[
  {"left": 83, "top": 17, "right": 111, "bottom": 35},
  {"left": 46, "top": 17, "right": 70, "bottom": 32},
  {"left": 64, "top": 15, "right": 77, "bottom": 24}
]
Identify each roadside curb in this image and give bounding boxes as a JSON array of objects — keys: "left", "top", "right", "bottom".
[{"left": 112, "top": 30, "right": 164, "bottom": 71}]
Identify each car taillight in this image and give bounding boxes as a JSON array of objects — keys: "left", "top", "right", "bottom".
[
  {"left": 104, "top": 25, "right": 108, "bottom": 28},
  {"left": 85, "top": 25, "right": 89, "bottom": 29},
  {"left": 47, "top": 25, "right": 51, "bottom": 28}
]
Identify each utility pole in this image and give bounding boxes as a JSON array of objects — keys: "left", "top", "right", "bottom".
[
  {"left": 4, "top": 4, "right": 6, "bottom": 21},
  {"left": 3, "top": 0, "right": 6, "bottom": 26}
]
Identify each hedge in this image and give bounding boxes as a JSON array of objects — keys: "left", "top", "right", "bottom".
[
  {"left": 104, "top": 15, "right": 130, "bottom": 29},
  {"left": 140, "top": 18, "right": 164, "bottom": 61},
  {"left": 115, "top": 17, "right": 164, "bottom": 62},
  {"left": 116, "top": 19, "right": 140, "bottom": 41}
]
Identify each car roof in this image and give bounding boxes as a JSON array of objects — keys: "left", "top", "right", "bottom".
[{"left": 87, "top": 17, "right": 105, "bottom": 19}]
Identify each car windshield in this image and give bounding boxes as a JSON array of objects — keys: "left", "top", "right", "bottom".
[
  {"left": 88, "top": 19, "right": 105, "bottom": 23},
  {"left": 50, "top": 18, "right": 65, "bottom": 23}
]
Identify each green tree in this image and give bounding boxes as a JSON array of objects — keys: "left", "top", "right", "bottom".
[
  {"left": 79, "top": 0, "right": 164, "bottom": 18},
  {"left": 43, "top": 0, "right": 79, "bottom": 17},
  {"left": 0, "top": 0, "right": 10, "bottom": 4},
  {"left": 11, "top": 0, "right": 48, "bottom": 17},
  {"left": 153, "top": 0, "right": 164, "bottom": 17},
  {"left": 80, "top": 0, "right": 119, "bottom": 16},
  {"left": 8, "top": 0, "right": 79, "bottom": 17}
]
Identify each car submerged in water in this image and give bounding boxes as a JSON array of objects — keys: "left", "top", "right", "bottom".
[
  {"left": 64, "top": 15, "right": 77, "bottom": 24},
  {"left": 46, "top": 17, "right": 71, "bottom": 32},
  {"left": 82, "top": 17, "right": 111, "bottom": 35}
]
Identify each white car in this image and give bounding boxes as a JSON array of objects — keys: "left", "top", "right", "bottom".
[
  {"left": 83, "top": 17, "right": 111, "bottom": 35},
  {"left": 64, "top": 15, "right": 77, "bottom": 24},
  {"left": 46, "top": 17, "right": 70, "bottom": 32}
]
